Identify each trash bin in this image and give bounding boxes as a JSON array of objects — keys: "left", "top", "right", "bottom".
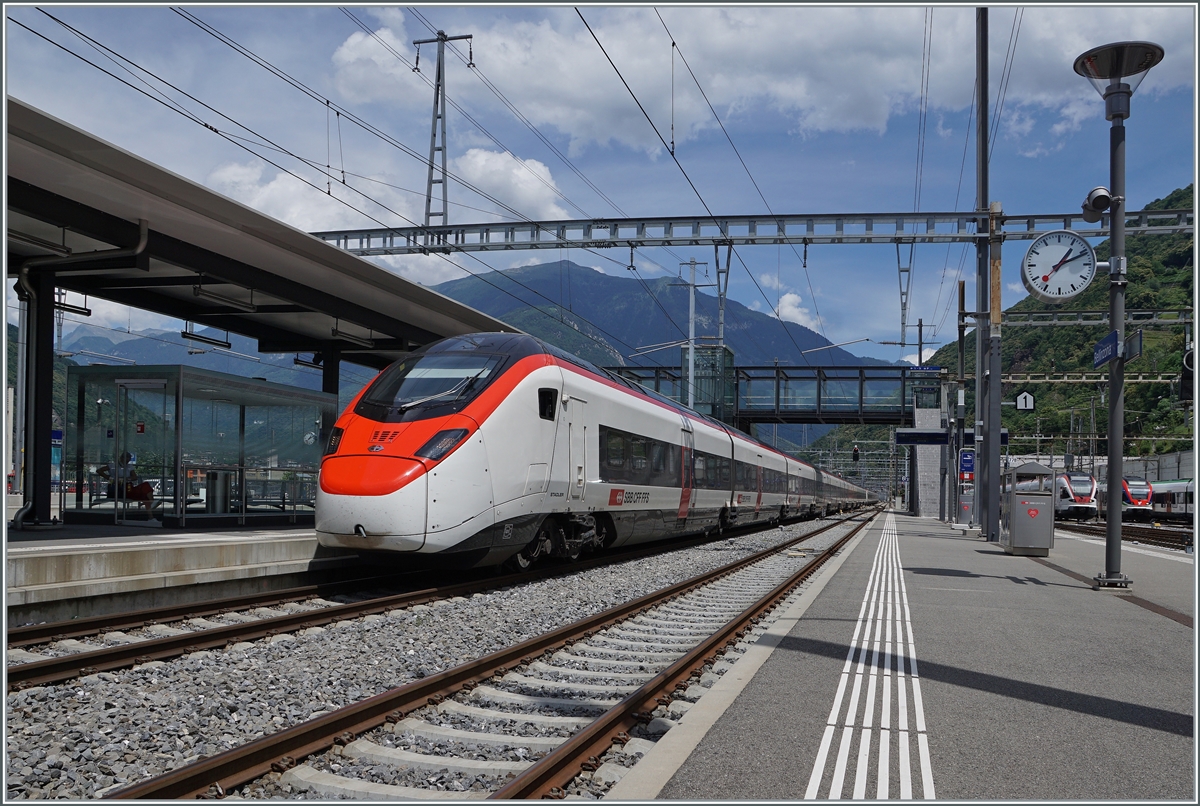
[
  {"left": 206, "top": 470, "right": 233, "bottom": 514},
  {"left": 958, "top": 493, "right": 975, "bottom": 526},
  {"left": 1000, "top": 462, "right": 1055, "bottom": 556}
]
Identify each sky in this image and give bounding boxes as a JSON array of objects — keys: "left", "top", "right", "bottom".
[{"left": 4, "top": 3, "right": 1197, "bottom": 368}]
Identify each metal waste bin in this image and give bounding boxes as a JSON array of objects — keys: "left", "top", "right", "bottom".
[
  {"left": 958, "top": 493, "right": 975, "bottom": 526},
  {"left": 1000, "top": 462, "right": 1054, "bottom": 556},
  {"left": 206, "top": 470, "right": 233, "bottom": 514}
]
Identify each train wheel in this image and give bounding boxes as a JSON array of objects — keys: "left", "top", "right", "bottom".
[{"left": 503, "top": 543, "right": 538, "bottom": 573}]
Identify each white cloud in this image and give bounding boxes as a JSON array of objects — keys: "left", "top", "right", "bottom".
[
  {"left": 902, "top": 347, "right": 939, "bottom": 365},
  {"left": 775, "top": 292, "right": 819, "bottom": 329},
  {"left": 759, "top": 273, "right": 788, "bottom": 292},
  {"left": 451, "top": 148, "right": 569, "bottom": 220},
  {"left": 206, "top": 160, "right": 405, "bottom": 231},
  {"left": 320, "top": 6, "right": 1193, "bottom": 165},
  {"left": 373, "top": 254, "right": 474, "bottom": 287},
  {"left": 747, "top": 300, "right": 762, "bottom": 311},
  {"left": 1006, "top": 282, "right": 1025, "bottom": 294}
]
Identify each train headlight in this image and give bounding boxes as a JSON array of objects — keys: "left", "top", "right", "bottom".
[
  {"left": 324, "top": 426, "right": 344, "bottom": 456},
  {"left": 415, "top": 428, "right": 469, "bottom": 461}
]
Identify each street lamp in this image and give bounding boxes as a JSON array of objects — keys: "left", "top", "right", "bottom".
[{"left": 1073, "top": 41, "right": 1164, "bottom": 590}]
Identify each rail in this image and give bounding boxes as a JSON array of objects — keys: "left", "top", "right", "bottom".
[{"left": 105, "top": 509, "right": 879, "bottom": 799}]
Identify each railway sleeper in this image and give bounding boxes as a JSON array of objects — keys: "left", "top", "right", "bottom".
[
  {"left": 437, "top": 699, "right": 592, "bottom": 729},
  {"left": 566, "top": 643, "right": 684, "bottom": 661},
  {"left": 339, "top": 738, "right": 534, "bottom": 776},
  {"left": 470, "top": 685, "right": 616, "bottom": 714},
  {"left": 280, "top": 764, "right": 489, "bottom": 800},
  {"left": 525, "top": 660, "right": 655, "bottom": 684},
  {"left": 550, "top": 650, "right": 674, "bottom": 671},
  {"left": 388, "top": 717, "right": 567, "bottom": 752},
  {"left": 500, "top": 670, "right": 642, "bottom": 696}
]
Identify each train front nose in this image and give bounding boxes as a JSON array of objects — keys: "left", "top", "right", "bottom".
[{"left": 316, "top": 455, "right": 428, "bottom": 550}]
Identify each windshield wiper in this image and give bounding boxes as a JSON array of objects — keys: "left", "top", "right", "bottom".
[{"left": 396, "top": 370, "right": 486, "bottom": 412}]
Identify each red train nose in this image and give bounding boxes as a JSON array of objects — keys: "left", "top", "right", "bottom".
[{"left": 320, "top": 456, "right": 426, "bottom": 496}]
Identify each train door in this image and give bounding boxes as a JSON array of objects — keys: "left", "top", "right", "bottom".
[
  {"left": 677, "top": 418, "right": 694, "bottom": 522},
  {"left": 567, "top": 393, "right": 588, "bottom": 504},
  {"left": 755, "top": 453, "right": 763, "bottom": 513}
]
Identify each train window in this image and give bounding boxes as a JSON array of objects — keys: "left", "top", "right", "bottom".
[
  {"left": 630, "top": 438, "right": 648, "bottom": 471},
  {"left": 605, "top": 431, "right": 626, "bottom": 469},
  {"left": 538, "top": 388, "right": 558, "bottom": 421},
  {"left": 599, "top": 425, "right": 682, "bottom": 488}
]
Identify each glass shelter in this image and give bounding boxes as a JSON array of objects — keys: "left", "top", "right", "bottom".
[{"left": 63, "top": 365, "right": 337, "bottom": 527}]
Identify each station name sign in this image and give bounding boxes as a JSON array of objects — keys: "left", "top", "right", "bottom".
[{"left": 895, "top": 428, "right": 1009, "bottom": 446}]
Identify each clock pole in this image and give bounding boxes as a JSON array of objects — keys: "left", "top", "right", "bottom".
[
  {"left": 1104, "top": 84, "right": 1129, "bottom": 588},
  {"left": 1073, "top": 41, "right": 1164, "bottom": 589}
]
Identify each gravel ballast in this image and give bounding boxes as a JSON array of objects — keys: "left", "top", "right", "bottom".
[{"left": 5, "top": 520, "right": 854, "bottom": 800}]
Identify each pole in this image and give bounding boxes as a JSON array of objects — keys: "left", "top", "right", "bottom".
[
  {"left": 688, "top": 258, "right": 696, "bottom": 409},
  {"left": 974, "top": 7, "right": 990, "bottom": 539},
  {"left": 415, "top": 30, "right": 471, "bottom": 233},
  {"left": 1099, "top": 77, "right": 1131, "bottom": 587},
  {"left": 956, "top": 280, "right": 967, "bottom": 524},
  {"left": 986, "top": 201, "right": 1003, "bottom": 542}
]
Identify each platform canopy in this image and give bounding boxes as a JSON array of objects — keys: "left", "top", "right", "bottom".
[{"left": 6, "top": 97, "right": 518, "bottom": 370}]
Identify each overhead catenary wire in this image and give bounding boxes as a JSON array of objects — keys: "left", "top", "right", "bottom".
[
  {"left": 401, "top": 7, "right": 695, "bottom": 346},
  {"left": 578, "top": 8, "right": 818, "bottom": 369},
  {"left": 989, "top": 8, "right": 1024, "bottom": 164},
  {"left": 653, "top": 8, "right": 829, "bottom": 343},
  {"left": 171, "top": 7, "right": 693, "bottom": 363},
  {"left": 14, "top": 13, "right": 656, "bottom": 369}
]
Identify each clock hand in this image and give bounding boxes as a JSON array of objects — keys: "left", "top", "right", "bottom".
[{"left": 1041, "top": 249, "right": 1072, "bottom": 281}]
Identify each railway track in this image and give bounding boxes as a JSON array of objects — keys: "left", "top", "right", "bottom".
[
  {"left": 105, "top": 508, "right": 879, "bottom": 799},
  {"left": 6, "top": 511, "right": 867, "bottom": 691},
  {"left": 1057, "top": 521, "right": 1193, "bottom": 550}
]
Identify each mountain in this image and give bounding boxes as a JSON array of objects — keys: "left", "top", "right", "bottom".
[
  {"left": 808, "top": 183, "right": 1194, "bottom": 473},
  {"left": 430, "top": 260, "right": 893, "bottom": 369}
]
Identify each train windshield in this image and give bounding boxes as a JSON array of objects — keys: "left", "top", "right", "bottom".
[
  {"left": 1067, "top": 474, "right": 1093, "bottom": 490},
  {"left": 356, "top": 353, "right": 505, "bottom": 421},
  {"left": 1126, "top": 480, "right": 1151, "bottom": 497}
]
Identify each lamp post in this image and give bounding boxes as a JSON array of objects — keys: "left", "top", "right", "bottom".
[{"left": 1073, "top": 41, "right": 1164, "bottom": 589}]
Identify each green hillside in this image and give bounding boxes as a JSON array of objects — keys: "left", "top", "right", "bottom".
[{"left": 807, "top": 184, "right": 1194, "bottom": 471}]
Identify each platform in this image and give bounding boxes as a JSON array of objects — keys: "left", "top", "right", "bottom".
[
  {"left": 6, "top": 522, "right": 360, "bottom": 627},
  {"left": 610, "top": 510, "right": 1194, "bottom": 801}
]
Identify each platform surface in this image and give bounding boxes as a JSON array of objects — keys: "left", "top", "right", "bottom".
[
  {"left": 5, "top": 522, "right": 355, "bottom": 624},
  {"left": 625, "top": 510, "right": 1195, "bottom": 801}
]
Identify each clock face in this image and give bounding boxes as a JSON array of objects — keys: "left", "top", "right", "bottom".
[{"left": 1021, "top": 230, "right": 1097, "bottom": 304}]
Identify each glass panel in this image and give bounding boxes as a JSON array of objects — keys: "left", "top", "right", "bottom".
[
  {"left": 740, "top": 377, "right": 776, "bottom": 409},
  {"left": 116, "top": 383, "right": 174, "bottom": 522},
  {"left": 779, "top": 378, "right": 817, "bottom": 410},
  {"left": 822, "top": 379, "right": 860, "bottom": 411},
  {"left": 863, "top": 379, "right": 903, "bottom": 411}
]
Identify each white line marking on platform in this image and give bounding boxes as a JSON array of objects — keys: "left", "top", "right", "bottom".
[
  {"left": 805, "top": 513, "right": 936, "bottom": 800},
  {"left": 920, "top": 587, "right": 997, "bottom": 593},
  {"left": 1054, "top": 533, "right": 1193, "bottom": 564}
]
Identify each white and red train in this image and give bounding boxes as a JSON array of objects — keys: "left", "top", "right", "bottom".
[{"left": 317, "top": 333, "right": 874, "bottom": 569}]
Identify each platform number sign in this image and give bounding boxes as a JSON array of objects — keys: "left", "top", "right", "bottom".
[{"left": 1015, "top": 391, "right": 1035, "bottom": 411}]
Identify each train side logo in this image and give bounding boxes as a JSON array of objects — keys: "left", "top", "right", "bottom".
[{"left": 609, "top": 489, "right": 650, "bottom": 506}]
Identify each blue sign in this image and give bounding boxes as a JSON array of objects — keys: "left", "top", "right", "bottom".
[
  {"left": 959, "top": 451, "right": 975, "bottom": 474},
  {"left": 1094, "top": 330, "right": 1120, "bottom": 369}
]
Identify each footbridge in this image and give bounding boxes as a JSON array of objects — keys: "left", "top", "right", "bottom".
[{"left": 610, "top": 364, "right": 945, "bottom": 430}]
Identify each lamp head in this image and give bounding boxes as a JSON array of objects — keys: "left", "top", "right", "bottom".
[
  {"left": 1073, "top": 41, "right": 1164, "bottom": 98},
  {"left": 1081, "top": 186, "right": 1112, "bottom": 223}
]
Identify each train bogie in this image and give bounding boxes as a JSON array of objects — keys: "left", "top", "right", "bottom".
[{"left": 316, "top": 332, "right": 874, "bottom": 568}]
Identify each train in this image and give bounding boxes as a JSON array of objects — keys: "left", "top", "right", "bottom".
[
  {"left": 316, "top": 332, "right": 875, "bottom": 569},
  {"left": 1149, "top": 478, "right": 1194, "bottom": 523},
  {"left": 1053, "top": 473, "right": 1099, "bottom": 521},
  {"left": 1096, "top": 477, "right": 1154, "bottom": 521}
]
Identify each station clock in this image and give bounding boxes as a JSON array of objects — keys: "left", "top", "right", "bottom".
[{"left": 1020, "top": 229, "right": 1098, "bottom": 304}]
